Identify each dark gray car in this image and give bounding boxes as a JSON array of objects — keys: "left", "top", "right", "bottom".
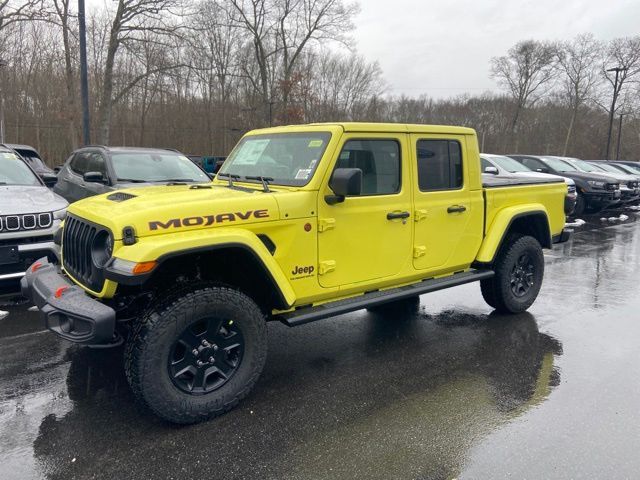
[{"left": 54, "top": 146, "right": 211, "bottom": 203}]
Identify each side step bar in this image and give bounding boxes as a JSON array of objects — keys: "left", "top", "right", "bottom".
[{"left": 277, "top": 269, "right": 494, "bottom": 327}]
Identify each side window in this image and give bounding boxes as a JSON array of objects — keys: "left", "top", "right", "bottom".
[
  {"left": 86, "top": 153, "right": 108, "bottom": 176},
  {"left": 334, "top": 139, "right": 400, "bottom": 196},
  {"left": 520, "top": 158, "right": 539, "bottom": 170},
  {"left": 416, "top": 140, "right": 463, "bottom": 191},
  {"left": 70, "top": 152, "right": 89, "bottom": 175}
]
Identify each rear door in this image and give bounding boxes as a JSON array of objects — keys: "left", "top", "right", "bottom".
[{"left": 410, "top": 135, "right": 483, "bottom": 273}]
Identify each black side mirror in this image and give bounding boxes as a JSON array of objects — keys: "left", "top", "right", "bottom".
[
  {"left": 53, "top": 165, "right": 62, "bottom": 173},
  {"left": 326, "top": 168, "right": 362, "bottom": 205},
  {"left": 83, "top": 171, "right": 107, "bottom": 184},
  {"left": 41, "top": 173, "right": 58, "bottom": 188}
]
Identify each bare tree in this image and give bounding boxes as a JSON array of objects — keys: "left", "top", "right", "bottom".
[
  {"left": 228, "top": 0, "right": 359, "bottom": 125},
  {"left": 600, "top": 36, "right": 640, "bottom": 158},
  {"left": 0, "top": 0, "right": 43, "bottom": 30},
  {"left": 51, "top": 0, "right": 80, "bottom": 148},
  {"left": 490, "top": 40, "right": 559, "bottom": 139},
  {"left": 558, "top": 34, "right": 602, "bottom": 155},
  {"left": 96, "top": 0, "right": 183, "bottom": 144}
]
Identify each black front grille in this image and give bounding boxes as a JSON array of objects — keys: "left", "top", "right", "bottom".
[
  {"left": 606, "top": 183, "right": 619, "bottom": 191},
  {"left": 62, "top": 215, "right": 106, "bottom": 292},
  {"left": 0, "top": 212, "right": 52, "bottom": 232}
]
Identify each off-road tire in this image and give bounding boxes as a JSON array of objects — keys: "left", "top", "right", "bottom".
[
  {"left": 480, "top": 234, "right": 544, "bottom": 314},
  {"left": 124, "top": 286, "right": 267, "bottom": 424}
]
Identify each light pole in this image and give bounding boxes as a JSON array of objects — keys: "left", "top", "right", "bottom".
[
  {"left": 605, "top": 66, "right": 627, "bottom": 160},
  {"left": 615, "top": 112, "right": 626, "bottom": 161},
  {"left": 78, "top": 0, "right": 91, "bottom": 145},
  {"left": 0, "top": 59, "right": 7, "bottom": 144}
]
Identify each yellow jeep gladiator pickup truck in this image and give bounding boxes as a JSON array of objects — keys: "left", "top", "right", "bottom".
[{"left": 21, "top": 123, "right": 570, "bottom": 423}]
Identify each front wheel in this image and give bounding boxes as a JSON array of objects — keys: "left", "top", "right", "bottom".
[
  {"left": 480, "top": 234, "right": 544, "bottom": 313},
  {"left": 124, "top": 286, "right": 267, "bottom": 424}
]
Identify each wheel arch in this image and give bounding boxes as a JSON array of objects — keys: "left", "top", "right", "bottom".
[
  {"left": 476, "top": 207, "right": 551, "bottom": 265},
  {"left": 108, "top": 229, "right": 296, "bottom": 311}
]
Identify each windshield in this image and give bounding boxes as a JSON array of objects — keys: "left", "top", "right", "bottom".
[
  {"left": 541, "top": 157, "right": 578, "bottom": 172},
  {"left": 0, "top": 151, "right": 40, "bottom": 186},
  {"left": 593, "top": 163, "right": 621, "bottom": 174},
  {"left": 612, "top": 163, "right": 640, "bottom": 175},
  {"left": 219, "top": 132, "right": 332, "bottom": 186},
  {"left": 570, "top": 158, "right": 604, "bottom": 173},
  {"left": 111, "top": 152, "right": 210, "bottom": 183},
  {"left": 489, "top": 155, "right": 532, "bottom": 173}
]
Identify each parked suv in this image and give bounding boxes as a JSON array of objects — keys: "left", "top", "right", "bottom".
[
  {"left": 509, "top": 155, "right": 620, "bottom": 215},
  {"left": 54, "top": 146, "right": 211, "bottom": 203},
  {"left": 3, "top": 143, "right": 55, "bottom": 179},
  {"left": 480, "top": 154, "right": 576, "bottom": 214},
  {"left": 0, "top": 146, "right": 67, "bottom": 285}
]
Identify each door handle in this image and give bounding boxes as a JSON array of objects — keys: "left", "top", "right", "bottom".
[
  {"left": 447, "top": 205, "right": 467, "bottom": 214},
  {"left": 387, "top": 211, "right": 411, "bottom": 220}
]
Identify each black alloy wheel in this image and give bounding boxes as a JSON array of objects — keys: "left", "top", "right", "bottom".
[
  {"left": 169, "top": 318, "right": 244, "bottom": 394},
  {"left": 509, "top": 253, "right": 535, "bottom": 298}
]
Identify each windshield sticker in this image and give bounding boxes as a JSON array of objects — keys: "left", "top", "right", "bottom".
[
  {"left": 236, "top": 139, "right": 270, "bottom": 165},
  {"left": 308, "top": 159, "right": 318, "bottom": 169},
  {"left": 295, "top": 168, "right": 312, "bottom": 180},
  {"left": 308, "top": 139, "right": 323, "bottom": 148}
]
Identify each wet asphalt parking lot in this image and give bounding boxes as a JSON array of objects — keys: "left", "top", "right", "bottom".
[{"left": 2, "top": 212, "right": 640, "bottom": 480}]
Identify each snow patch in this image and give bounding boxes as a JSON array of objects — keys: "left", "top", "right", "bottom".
[
  {"left": 619, "top": 214, "right": 629, "bottom": 221},
  {"left": 0, "top": 310, "right": 8, "bottom": 321},
  {"left": 565, "top": 219, "right": 586, "bottom": 228}
]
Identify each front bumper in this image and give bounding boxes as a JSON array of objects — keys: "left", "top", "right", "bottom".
[
  {"left": 0, "top": 240, "right": 59, "bottom": 281},
  {"left": 583, "top": 190, "right": 620, "bottom": 208},
  {"left": 20, "top": 257, "right": 116, "bottom": 344}
]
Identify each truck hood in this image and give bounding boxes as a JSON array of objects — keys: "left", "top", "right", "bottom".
[
  {"left": 560, "top": 171, "right": 618, "bottom": 184},
  {"left": 68, "top": 184, "right": 281, "bottom": 239},
  {"left": 0, "top": 185, "right": 68, "bottom": 215}
]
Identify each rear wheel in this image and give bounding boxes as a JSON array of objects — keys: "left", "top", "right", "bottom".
[
  {"left": 480, "top": 234, "right": 544, "bottom": 313},
  {"left": 124, "top": 286, "right": 267, "bottom": 424}
]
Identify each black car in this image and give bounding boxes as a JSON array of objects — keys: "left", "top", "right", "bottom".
[
  {"left": 54, "top": 146, "right": 211, "bottom": 203},
  {"left": 2, "top": 143, "right": 54, "bottom": 178},
  {"left": 508, "top": 155, "right": 620, "bottom": 215}
]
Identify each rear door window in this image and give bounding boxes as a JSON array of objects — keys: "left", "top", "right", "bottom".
[{"left": 416, "top": 140, "right": 463, "bottom": 191}]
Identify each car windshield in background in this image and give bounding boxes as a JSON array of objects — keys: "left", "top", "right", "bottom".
[
  {"left": 490, "top": 155, "right": 532, "bottom": 173},
  {"left": 571, "top": 159, "right": 603, "bottom": 173},
  {"left": 111, "top": 152, "right": 210, "bottom": 183},
  {"left": 0, "top": 152, "right": 40, "bottom": 186},
  {"left": 596, "top": 163, "right": 626, "bottom": 174},
  {"left": 219, "top": 132, "right": 332, "bottom": 186},
  {"left": 541, "top": 157, "right": 578, "bottom": 172}
]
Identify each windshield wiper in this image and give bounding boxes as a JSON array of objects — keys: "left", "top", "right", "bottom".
[
  {"left": 117, "top": 178, "right": 147, "bottom": 183},
  {"left": 154, "top": 178, "right": 195, "bottom": 183},
  {"left": 245, "top": 176, "right": 274, "bottom": 192},
  {"left": 217, "top": 172, "right": 240, "bottom": 187}
]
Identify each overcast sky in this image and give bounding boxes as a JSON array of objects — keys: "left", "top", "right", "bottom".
[{"left": 353, "top": 0, "right": 640, "bottom": 98}]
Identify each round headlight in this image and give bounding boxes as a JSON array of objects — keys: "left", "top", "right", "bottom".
[{"left": 91, "top": 230, "right": 113, "bottom": 267}]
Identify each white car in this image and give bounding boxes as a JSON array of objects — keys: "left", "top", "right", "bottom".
[
  {"left": 480, "top": 153, "right": 577, "bottom": 214},
  {"left": 0, "top": 146, "right": 67, "bottom": 284}
]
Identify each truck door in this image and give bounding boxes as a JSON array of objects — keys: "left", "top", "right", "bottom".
[
  {"left": 410, "top": 135, "right": 483, "bottom": 273},
  {"left": 317, "top": 134, "right": 413, "bottom": 288}
]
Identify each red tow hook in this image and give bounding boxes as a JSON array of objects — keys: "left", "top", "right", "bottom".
[
  {"left": 31, "top": 262, "right": 43, "bottom": 273},
  {"left": 54, "top": 286, "right": 69, "bottom": 298}
]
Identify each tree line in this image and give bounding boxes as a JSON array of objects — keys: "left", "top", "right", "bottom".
[{"left": 0, "top": 0, "right": 638, "bottom": 165}]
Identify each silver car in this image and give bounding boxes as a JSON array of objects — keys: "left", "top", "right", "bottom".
[{"left": 0, "top": 147, "right": 67, "bottom": 284}]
